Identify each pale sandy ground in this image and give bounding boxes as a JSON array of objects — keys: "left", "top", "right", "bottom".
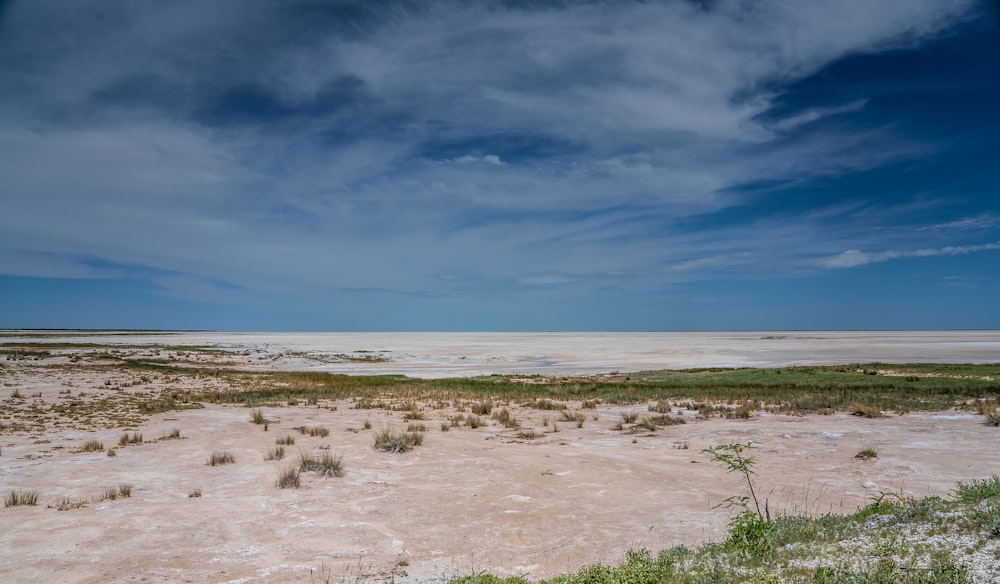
[
  {"left": 1, "top": 332, "right": 1000, "bottom": 583},
  {"left": 3, "top": 330, "right": 1000, "bottom": 377}
]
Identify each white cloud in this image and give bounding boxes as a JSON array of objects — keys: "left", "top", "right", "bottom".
[{"left": 821, "top": 242, "right": 1000, "bottom": 268}]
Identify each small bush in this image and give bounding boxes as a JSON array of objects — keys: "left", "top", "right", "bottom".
[
  {"left": 407, "top": 423, "right": 427, "bottom": 432},
  {"left": 622, "top": 411, "right": 638, "bottom": 424},
  {"left": 299, "top": 451, "right": 344, "bottom": 477},
  {"left": 374, "top": 428, "right": 424, "bottom": 453},
  {"left": 4, "top": 490, "right": 38, "bottom": 507},
  {"left": 107, "top": 448, "right": 116, "bottom": 457},
  {"left": 464, "top": 414, "right": 483, "bottom": 428},
  {"left": 277, "top": 468, "right": 301, "bottom": 489},
  {"left": 955, "top": 475, "right": 1000, "bottom": 503},
  {"left": 276, "top": 435, "right": 295, "bottom": 446},
  {"left": 165, "top": 428, "right": 182, "bottom": 439},
  {"left": 403, "top": 410, "right": 426, "bottom": 421},
  {"left": 265, "top": 446, "right": 285, "bottom": 460},
  {"left": 250, "top": 409, "right": 266, "bottom": 424},
  {"left": 849, "top": 402, "right": 882, "bottom": 418},
  {"left": 855, "top": 448, "right": 878, "bottom": 460},
  {"left": 81, "top": 439, "right": 104, "bottom": 452},
  {"left": 207, "top": 451, "right": 235, "bottom": 466}
]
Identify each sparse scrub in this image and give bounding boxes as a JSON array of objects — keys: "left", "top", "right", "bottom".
[
  {"left": 621, "top": 411, "right": 638, "bottom": 423},
  {"left": 98, "top": 484, "right": 132, "bottom": 501},
  {"left": 403, "top": 409, "right": 426, "bottom": 421},
  {"left": 464, "top": 414, "right": 483, "bottom": 428},
  {"left": 849, "top": 402, "right": 883, "bottom": 418},
  {"left": 363, "top": 419, "right": 372, "bottom": 430},
  {"left": 107, "top": 448, "right": 116, "bottom": 457},
  {"left": 407, "top": 422, "right": 427, "bottom": 432},
  {"left": 516, "top": 429, "right": 538, "bottom": 440},
  {"left": 374, "top": 428, "right": 424, "bottom": 453},
  {"left": 251, "top": 409, "right": 266, "bottom": 424},
  {"left": 276, "top": 435, "right": 295, "bottom": 445},
  {"left": 299, "top": 451, "right": 344, "bottom": 477},
  {"left": 265, "top": 446, "right": 285, "bottom": 460},
  {"left": 856, "top": 448, "right": 878, "bottom": 460},
  {"left": 4, "top": 490, "right": 38, "bottom": 507},
  {"left": 207, "top": 451, "right": 235, "bottom": 466},
  {"left": 164, "top": 428, "right": 182, "bottom": 439}
]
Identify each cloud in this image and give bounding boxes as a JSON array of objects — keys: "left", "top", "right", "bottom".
[
  {"left": 821, "top": 242, "right": 1000, "bottom": 268},
  {"left": 0, "top": 0, "right": 988, "bottom": 314}
]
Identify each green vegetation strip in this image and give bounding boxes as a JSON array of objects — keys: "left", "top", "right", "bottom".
[
  {"left": 450, "top": 476, "right": 1000, "bottom": 583},
  {"left": 175, "top": 364, "right": 1000, "bottom": 415}
]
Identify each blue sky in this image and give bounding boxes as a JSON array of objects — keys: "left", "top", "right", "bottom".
[{"left": 1, "top": 0, "right": 998, "bottom": 331}]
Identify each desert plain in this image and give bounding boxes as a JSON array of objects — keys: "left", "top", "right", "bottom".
[{"left": 2, "top": 330, "right": 1000, "bottom": 583}]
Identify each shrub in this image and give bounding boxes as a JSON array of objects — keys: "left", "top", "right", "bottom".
[
  {"left": 855, "top": 448, "right": 878, "bottom": 460},
  {"left": 464, "top": 414, "right": 483, "bottom": 428},
  {"left": 955, "top": 475, "right": 1000, "bottom": 503},
  {"left": 81, "top": 439, "right": 104, "bottom": 452},
  {"left": 849, "top": 402, "right": 882, "bottom": 418},
  {"left": 107, "top": 448, "right": 116, "bottom": 457},
  {"left": 374, "top": 428, "right": 424, "bottom": 453},
  {"left": 407, "top": 423, "right": 427, "bottom": 432},
  {"left": 622, "top": 411, "right": 638, "bottom": 424},
  {"left": 250, "top": 409, "right": 266, "bottom": 424},
  {"left": 207, "top": 451, "right": 235, "bottom": 466},
  {"left": 165, "top": 428, "right": 182, "bottom": 439},
  {"left": 299, "top": 451, "right": 344, "bottom": 477},
  {"left": 276, "top": 435, "right": 295, "bottom": 446},
  {"left": 403, "top": 410, "right": 426, "bottom": 421},
  {"left": 265, "top": 446, "right": 285, "bottom": 461}
]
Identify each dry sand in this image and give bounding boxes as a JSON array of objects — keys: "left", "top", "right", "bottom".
[{"left": 2, "top": 332, "right": 1000, "bottom": 583}]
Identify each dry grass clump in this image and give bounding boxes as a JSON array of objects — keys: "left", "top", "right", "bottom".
[
  {"left": 49, "top": 496, "right": 86, "bottom": 511},
  {"left": 80, "top": 439, "right": 104, "bottom": 452},
  {"left": 855, "top": 448, "right": 878, "bottom": 460},
  {"left": 265, "top": 446, "right": 286, "bottom": 460},
  {"left": 277, "top": 467, "right": 301, "bottom": 489},
  {"left": 849, "top": 402, "right": 883, "bottom": 418},
  {"left": 516, "top": 429, "right": 539, "bottom": 440},
  {"left": 524, "top": 398, "right": 565, "bottom": 410},
  {"left": 648, "top": 401, "right": 672, "bottom": 414},
  {"left": 374, "top": 428, "right": 424, "bottom": 453},
  {"left": 207, "top": 451, "right": 235, "bottom": 466},
  {"left": 276, "top": 435, "right": 295, "bottom": 445},
  {"left": 100, "top": 484, "right": 132, "bottom": 501},
  {"left": 403, "top": 409, "right": 426, "bottom": 421},
  {"left": 407, "top": 422, "right": 427, "bottom": 432},
  {"left": 299, "top": 451, "right": 344, "bottom": 477},
  {"left": 118, "top": 432, "right": 143, "bottom": 446},
  {"left": 492, "top": 408, "right": 519, "bottom": 428},
  {"left": 621, "top": 411, "right": 638, "bottom": 424},
  {"left": 470, "top": 401, "right": 493, "bottom": 415},
  {"left": 298, "top": 426, "right": 329, "bottom": 437},
  {"left": 464, "top": 414, "right": 484, "bottom": 428},
  {"left": 188, "top": 488, "right": 202, "bottom": 498},
  {"left": 4, "top": 490, "right": 38, "bottom": 507},
  {"left": 250, "top": 409, "right": 267, "bottom": 424},
  {"left": 164, "top": 428, "right": 182, "bottom": 439}
]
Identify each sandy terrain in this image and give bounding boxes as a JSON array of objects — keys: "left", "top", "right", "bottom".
[
  {"left": 2, "top": 333, "right": 1000, "bottom": 582},
  {"left": 3, "top": 330, "right": 1000, "bottom": 377}
]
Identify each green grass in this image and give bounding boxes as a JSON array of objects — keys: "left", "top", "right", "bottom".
[
  {"left": 855, "top": 448, "right": 878, "bottom": 460},
  {"left": 449, "top": 475, "right": 1000, "bottom": 583}
]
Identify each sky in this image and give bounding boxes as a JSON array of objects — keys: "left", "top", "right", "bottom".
[{"left": 1, "top": 0, "right": 998, "bottom": 332}]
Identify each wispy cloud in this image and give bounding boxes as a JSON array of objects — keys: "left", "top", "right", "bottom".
[{"left": 821, "top": 242, "right": 1000, "bottom": 268}]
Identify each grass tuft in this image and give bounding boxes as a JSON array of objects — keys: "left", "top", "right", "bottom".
[
  {"left": 277, "top": 467, "right": 301, "bottom": 488},
  {"left": 265, "top": 446, "right": 285, "bottom": 460},
  {"left": 118, "top": 432, "right": 143, "bottom": 446},
  {"left": 80, "top": 439, "right": 104, "bottom": 452},
  {"left": 4, "top": 490, "right": 38, "bottom": 507},
  {"left": 298, "top": 451, "right": 344, "bottom": 477},
  {"left": 855, "top": 448, "right": 878, "bottom": 460},
  {"left": 374, "top": 428, "right": 424, "bottom": 453},
  {"left": 207, "top": 451, "right": 235, "bottom": 466}
]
